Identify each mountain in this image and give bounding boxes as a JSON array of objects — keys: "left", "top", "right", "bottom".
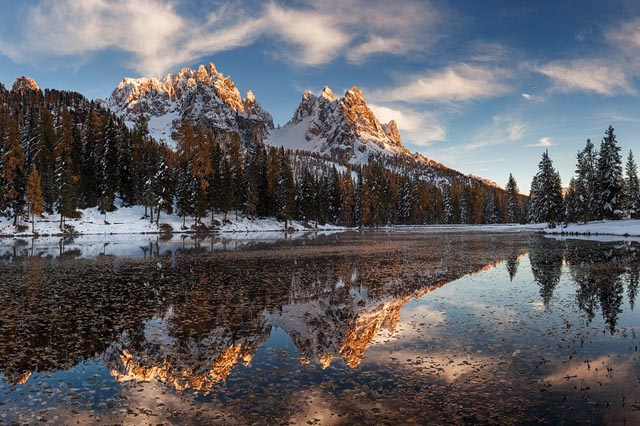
[
  {"left": 106, "top": 63, "right": 274, "bottom": 148},
  {"left": 266, "top": 86, "right": 410, "bottom": 163},
  {"left": 106, "top": 63, "right": 413, "bottom": 163}
]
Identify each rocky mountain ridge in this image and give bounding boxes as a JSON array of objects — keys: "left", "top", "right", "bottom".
[
  {"left": 106, "top": 63, "right": 274, "bottom": 147},
  {"left": 268, "top": 85, "right": 410, "bottom": 163},
  {"left": 105, "top": 63, "right": 412, "bottom": 163}
]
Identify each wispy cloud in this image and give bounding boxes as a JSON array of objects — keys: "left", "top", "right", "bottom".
[
  {"left": 368, "top": 103, "right": 446, "bottom": 146},
  {"left": 0, "top": 0, "right": 443, "bottom": 76},
  {"left": 461, "top": 113, "right": 527, "bottom": 151},
  {"left": 537, "top": 60, "right": 635, "bottom": 96},
  {"left": 370, "top": 63, "right": 513, "bottom": 104},
  {"left": 526, "top": 137, "right": 552, "bottom": 148},
  {"left": 605, "top": 17, "right": 640, "bottom": 51},
  {"left": 521, "top": 93, "right": 533, "bottom": 100}
]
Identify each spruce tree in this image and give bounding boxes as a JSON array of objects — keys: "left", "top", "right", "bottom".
[
  {"left": 574, "top": 139, "right": 598, "bottom": 222},
  {"left": 597, "top": 126, "right": 624, "bottom": 218},
  {"left": 528, "top": 150, "right": 563, "bottom": 224},
  {"left": 2, "top": 116, "right": 26, "bottom": 225},
  {"left": 276, "top": 148, "right": 295, "bottom": 228},
  {"left": 564, "top": 178, "right": 579, "bottom": 223},
  {"left": 505, "top": 173, "right": 520, "bottom": 223},
  {"left": 625, "top": 150, "right": 640, "bottom": 215},
  {"left": 26, "top": 168, "right": 44, "bottom": 233},
  {"left": 55, "top": 111, "right": 78, "bottom": 230}
]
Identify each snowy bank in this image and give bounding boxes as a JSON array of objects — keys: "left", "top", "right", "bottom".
[
  {"left": 380, "top": 223, "right": 546, "bottom": 233},
  {"left": 543, "top": 219, "right": 640, "bottom": 241},
  {"left": 0, "top": 205, "right": 345, "bottom": 238}
]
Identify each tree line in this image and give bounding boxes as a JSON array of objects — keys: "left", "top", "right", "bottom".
[
  {"left": 0, "top": 84, "right": 528, "bottom": 232},
  {"left": 528, "top": 125, "right": 639, "bottom": 224}
]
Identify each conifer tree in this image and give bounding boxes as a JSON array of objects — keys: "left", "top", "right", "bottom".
[
  {"left": 2, "top": 116, "right": 26, "bottom": 225},
  {"left": 528, "top": 150, "right": 563, "bottom": 224},
  {"left": 574, "top": 139, "right": 598, "bottom": 222},
  {"left": 36, "top": 108, "right": 57, "bottom": 210},
  {"left": 505, "top": 173, "right": 520, "bottom": 223},
  {"left": 625, "top": 150, "right": 639, "bottom": 215},
  {"left": 564, "top": 178, "right": 579, "bottom": 223},
  {"left": 26, "top": 168, "right": 43, "bottom": 232},
  {"left": 597, "top": 126, "right": 624, "bottom": 218},
  {"left": 327, "top": 166, "right": 342, "bottom": 224},
  {"left": 339, "top": 170, "right": 355, "bottom": 227},
  {"left": 55, "top": 111, "right": 78, "bottom": 230},
  {"left": 207, "top": 142, "right": 223, "bottom": 223},
  {"left": 484, "top": 189, "right": 500, "bottom": 224},
  {"left": 276, "top": 148, "right": 295, "bottom": 228}
]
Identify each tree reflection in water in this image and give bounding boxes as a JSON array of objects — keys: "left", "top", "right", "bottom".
[{"left": 0, "top": 232, "right": 639, "bottom": 424}]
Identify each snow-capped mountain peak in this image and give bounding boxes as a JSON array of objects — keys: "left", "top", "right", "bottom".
[
  {"left": 106, "top": 62, "right": 273, "bottom": 148},
  {"left": 268, "top": 85, "right": 409, "bottom": 162}
]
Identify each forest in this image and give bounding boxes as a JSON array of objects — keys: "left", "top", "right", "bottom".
[
  {"left": 528, "top": 125, "right": 640, "bottom": 225},
  {"left": 0, "top": 84, "right": 530, "bottom": 232}
]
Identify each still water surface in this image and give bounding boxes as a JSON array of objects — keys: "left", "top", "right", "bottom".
[{"left": 0, "top": 231, "right": 639, "bottom": 425}]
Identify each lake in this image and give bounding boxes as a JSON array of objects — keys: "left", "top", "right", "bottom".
[{"left": 0, "top": 231, "right": 638, "bottom": 425}]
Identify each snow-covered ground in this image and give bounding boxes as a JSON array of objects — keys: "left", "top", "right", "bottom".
[
  {"left": 0, "top": 205, "right": 344, "bottom": 238},
  {"left": 382, "top": 223, "right": 546, "bottom": 233},
  {"left": 543, "top": 219, "right": 640, "bottom": 241}
]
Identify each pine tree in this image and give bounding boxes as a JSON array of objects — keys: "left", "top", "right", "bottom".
[
  {"left": 564, "top": 178, "right": 579, "bottom": 223},
  {"left": 528, "top": 150, "right": 563, "bottom": 224},
  {"left": 484, "top": 189, "right": 500, "bottom": 224},
  {"left": 505, "top": 173, "right": 520, "bottom": 223},
  {"left": 597, "top": 126, "right": 624, "bottom": 218},
  {"left": 397, "top": 176, "right": 415, "bottom": 224},
  {"left": 442, "top": 184, "right": 453, "bottom": 224},
  {"left": 276, "top": 148, "right": 295, "bottom": 228},
  {"left": 55, "top": 111, "right": 78, "bottom": 230},
  {"left": 574, "top": 139, "right": 599, "bottom": 222},
  {"left": 339, "top": 170, "right": 355, "bottom": 227},
  {"left": 327, "top": 166, "right": 342, "bottom": 224},
  {"left": 2, "top": 115, "right": 26, "bottom": 225},
  {"left": 175, "top": 123, "right": 197, "bottom": 227},
  {"left": 625, "top": 150, "right": 640, "bottom": 215},
  {"left": 36, "top": 108, "right": 57, "bottom": 211},
  {"left": 26, "top": 168, "right": 44, "bottom": 233}
]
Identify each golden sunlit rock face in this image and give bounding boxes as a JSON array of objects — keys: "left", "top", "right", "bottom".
[
  {"left": 11, "top": 76, "right": 40, "bottom": 95},
  {"left": 107, "top": 62, "right": 273, "bottom": 145},
  {"left": 109, "top": 342, "right": 252, "bottom": 395}
]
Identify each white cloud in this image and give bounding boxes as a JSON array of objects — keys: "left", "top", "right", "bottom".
[
  {"left": 369, "top": 103, "right": 446, "bottom": 146},
  {"left": 370, "top": 64, "right": 512, "bottom": 104},
  {"left": 461, "top": 113, "right": 527, "bottom": 152},
  {"left": 264, "top": 3, "right": 351, "bottom": 66},
  {"left": 537, "top": 60, "right": 635, "bottom": 96},
  {"left": 526, "top": 137, "right": 553, "bottom": 148},
  {"left": 605, "top": 17, "right": 640, "bottom": 50},
  {"left": 521, "top": 93, "right": 532, "bottom": 100},
  {"left": 0, "top": 0, "right": 443, "bottom": 75},
  {"left": 508, "top": 122, "right": 526, "bottom": 140}
]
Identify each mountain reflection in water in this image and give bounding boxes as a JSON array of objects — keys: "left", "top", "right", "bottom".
[{"left": 0, "top": 232, "right": 639, "bottom": 425}]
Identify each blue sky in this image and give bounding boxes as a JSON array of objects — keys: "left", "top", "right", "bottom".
[{"left": 1, "top": 0, "right": 639, "bottom": 193}]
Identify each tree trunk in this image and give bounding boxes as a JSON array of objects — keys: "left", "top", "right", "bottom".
[
  {"left": 149, "top": 206, "right": 154, "bottom": 224},
  {"left": 59, "top": 215, "right": 64, "bottom": 231},
  {"left": 156, "top": 208, "right": 161, "bottom": 225}
]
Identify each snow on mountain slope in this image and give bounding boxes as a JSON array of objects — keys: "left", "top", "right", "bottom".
[
  {"left": 106, "top": 63, "right": 273, "bottom": 148},
  {"left": 267, "top": 86, "right": 410, "bottom": 163}
]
